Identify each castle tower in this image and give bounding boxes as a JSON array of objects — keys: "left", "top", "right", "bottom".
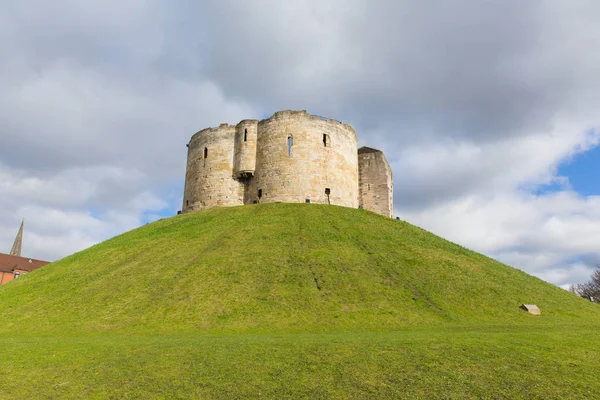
[
  {"left": 233, "top": 120, "right": 258, "bottom": 178},
  {"left": 10, "top": 219, "right": 24, "bottom": 257},
  {"left": 249, "top": 111, "right": 359, "bottom": 207},
  {"left": 182, "top": 124, "right": 245, "bottom": 212},
  {"left": 181, "top": 110, "right": 393, "bottom": 217},
  {"left": 358, "top": 147, "right": 394, "bottom": 218}
]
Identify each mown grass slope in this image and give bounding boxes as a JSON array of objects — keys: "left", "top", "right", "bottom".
[
  {"left": 2, "top": 326, "right": 600, "bottom": 399},
  {"left": 1, "top": 203, "right": 600, "bottom": 398},
  {"left": 0, "top": 203, "right": 597, "bottom": 335}
]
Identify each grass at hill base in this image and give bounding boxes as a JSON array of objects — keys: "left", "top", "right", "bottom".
[{"left": 1, "top": 325, "right": 598, "bottom": 399}]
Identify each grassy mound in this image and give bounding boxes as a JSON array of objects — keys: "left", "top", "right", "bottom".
[
  {"left": 2, "top": 204, "right": 599, "bottom": 398},
  {"left": 1, "top": 203, "right": 596, "bottom": 335}
]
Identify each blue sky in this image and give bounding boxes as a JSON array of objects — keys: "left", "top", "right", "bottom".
[{"left": 558, "top": 144, "right": 600, "bottom": 196}]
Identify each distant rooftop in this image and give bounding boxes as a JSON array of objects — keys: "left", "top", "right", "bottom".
[{"left": 0, "top": 253, "right": 50, "bottom": 273}]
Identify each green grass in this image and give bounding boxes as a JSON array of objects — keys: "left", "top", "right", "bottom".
[
  {"left": 1, "top": 327, "right": 599, "bottom": 399},
  {"left": 0, "top": 203, "right": 598, "bottom": 398}
]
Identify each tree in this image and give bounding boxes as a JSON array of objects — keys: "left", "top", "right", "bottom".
[{"left": 569, "top": 264, "right": 600, "bottom": 301}]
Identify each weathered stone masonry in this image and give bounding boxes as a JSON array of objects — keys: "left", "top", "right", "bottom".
[
  {"left": 358, "top": 147, "right": 394, "bottom": 218},
  {"left": 182, "top": 110, "right": 394, "bottom": 217}
]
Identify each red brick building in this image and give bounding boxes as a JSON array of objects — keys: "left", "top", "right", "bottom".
[
  {"left": 0, "top": 220, "right": 50, "bottom": 285},
  {"left": 0, "top": 253, "right": 49, "bottom": 284}
]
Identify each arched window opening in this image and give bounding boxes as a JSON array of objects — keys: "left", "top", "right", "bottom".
[
  {"left": 244, "top": 129, "right": 248, "bottom": 142},
  {"left": 323, "top": 134, "right": 330, "bottom": 147},
  {"left": 186, "top": 200, "right": 189, "bottom": 207},
  {"left": 258, "top": 189, "right": 263, "bottom": 199},
  {"left": 287, "top": 136, "right": 293, "bottom": 156}
]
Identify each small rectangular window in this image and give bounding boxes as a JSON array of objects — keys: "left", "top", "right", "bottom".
[
  {"left": 305, "top": 199, "right": 311, "bottom": 203},
  {"left": 258, "top": 189, "right": 263, "bottom": 198},
  {"left": 244, "top": 129, "right": 248, "bottom": 142}
]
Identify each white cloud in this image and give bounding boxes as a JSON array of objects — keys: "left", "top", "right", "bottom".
[
  {"left": 0, "top": 0, "right": 599, "bottom": 289},
  {"left": 399, "top": 183, "right": 600, "bottom": 287}
]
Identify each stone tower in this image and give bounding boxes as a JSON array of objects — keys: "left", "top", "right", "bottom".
[
  {"left": 182, "top": 110, "right": 394, "bottom": 217},
  {"left": 358, "top": 148, "right": 394, "bottom": 218},
  {"left": 10, "top": 219, "right": 24, "bottom": 257}
]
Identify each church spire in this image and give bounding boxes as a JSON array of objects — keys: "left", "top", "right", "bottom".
[{"left": 10, "top": 219, "right": 24, "bottom": 257}]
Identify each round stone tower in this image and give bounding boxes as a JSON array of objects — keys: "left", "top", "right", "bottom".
[
  {"left": 233, "top": 119, "right": 258, "bottom": 178},
  {"left": 182, "top": 123, "right": 244, "bottom": 212},
  {"left": 248, "top": 110, "right": 359, "bottom": 207},
  {"left": 181, "top": 110, "right": 391, "bottom": 217}
]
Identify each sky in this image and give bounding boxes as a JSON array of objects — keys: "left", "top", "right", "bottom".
[{"left": 1, "top": 0, "right": 599, "bottom": 289}]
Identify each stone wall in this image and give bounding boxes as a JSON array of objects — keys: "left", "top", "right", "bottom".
[
  {"left": 233, "top": 119, "right": 258, "bottom": 176},
  {"left": 182, "top": 110, "right": 393, "bottom": 217},
  {"left": 248, "top": 111, "right": 358, "bottom": 207},
  {"left": 182, "top": 124, "right": 244, "bottom": 212},
  {"left": 358, "top": 147, "right": 394, "bottom": 217}
]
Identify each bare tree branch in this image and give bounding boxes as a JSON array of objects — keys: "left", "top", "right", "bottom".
[{"left": 570, "top": 265, "right": 600, "bottom": 302}]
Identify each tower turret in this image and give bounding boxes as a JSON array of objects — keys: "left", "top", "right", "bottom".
[
  {"left": 182, "top": 124, "right": 244, "bottom": 212},
  {"left": 233, "top": 119, "right": 258, "bottom": 178},
  {"left": 250, "top": 111, "right": 359, "bottom": 207},
  {"left": 358, "top": 147, "right": 394, "bottom": 218}
]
